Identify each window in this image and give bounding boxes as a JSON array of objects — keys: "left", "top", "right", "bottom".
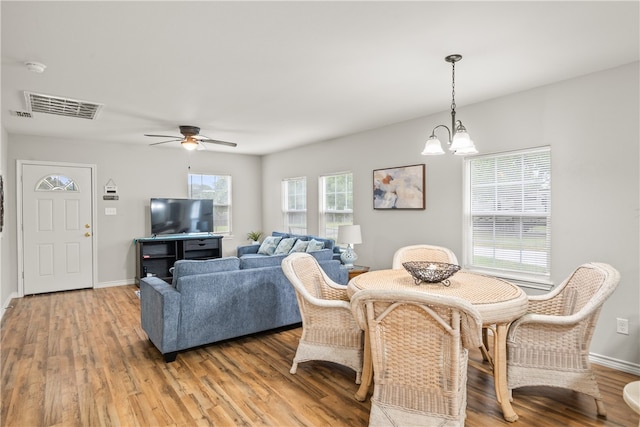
[
  {"left": 319, "top": 172, "right": 353, "bottom": 240},
  {"left": 464, "top": 147, "right": 551, "bottom": 282},
  {"left": 36, "top": 175, "right": 78, "bottom": 191},
  {"left": 282, "top": 177, "right": 307, "bottom": 234},
  {"left": 188, "top": 174, "right": 232, "bottom": 234}
]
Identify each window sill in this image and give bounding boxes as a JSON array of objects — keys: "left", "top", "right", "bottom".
[{"left": 462, "top": 267, "right": 554, "bottom": 291}]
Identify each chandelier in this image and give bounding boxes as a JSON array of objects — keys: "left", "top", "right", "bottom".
[{"left": 421, "top": 54, "right": 478, "bottom": 156}]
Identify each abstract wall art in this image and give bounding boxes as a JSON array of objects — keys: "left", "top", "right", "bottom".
[{"left": 373, "top": 164, "right": 425, "bottom": 210}]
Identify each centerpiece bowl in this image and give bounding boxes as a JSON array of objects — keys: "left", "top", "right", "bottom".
[{"left": 402, "top": 261, "right": 461, "bottom": 286}]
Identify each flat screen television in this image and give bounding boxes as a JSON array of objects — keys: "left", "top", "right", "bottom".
[{"left": 150, "top": 198, "right": 214, "bottom": 236}]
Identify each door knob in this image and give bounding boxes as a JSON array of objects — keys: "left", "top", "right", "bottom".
[
  {"left": 85, "top": 232, "right": 91, "bottom": 237},
  {"left": 85, "top": 224, "right": 91, "bottom": 229}
]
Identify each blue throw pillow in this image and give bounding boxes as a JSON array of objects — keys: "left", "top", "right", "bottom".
[
  {"left": 306, "top": 239, "right": 325, "bottom": 253},
  {"left": 274, "top": 237, "right": 297, "bottom": 255},
  {"left": 258, "top": 236, "right": 282, "bottom": 255},
  {"left": 289, "top": 239, "right": 310, "bottom": 253}
]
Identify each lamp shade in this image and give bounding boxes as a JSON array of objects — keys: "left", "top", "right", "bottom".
[
  {"left": 337, "top": 224, "right": 362, "bottom": 245},
  {"left": 421, "top": 136, "right": 445, "bottom": 155},
  {"left": 449, "top": 129, "right": 474, "bottom": 152},
  {"left": 454, "top": 143, "right": 478, "bottom": 156}
]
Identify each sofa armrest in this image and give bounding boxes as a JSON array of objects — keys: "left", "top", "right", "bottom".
[
  {"left": 140, "top": 277, "right": 181, "bottom": 358},
  {"left": 237, "top": 244, "right": 260, "bottom": 257}
]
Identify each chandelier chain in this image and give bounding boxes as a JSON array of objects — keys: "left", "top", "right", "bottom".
[{"left": 451, "top": 61, "right": 456, "bottom": 112}]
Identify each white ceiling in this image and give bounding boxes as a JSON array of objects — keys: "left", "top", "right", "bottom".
[{"left": 2, "top": 1, "right": 638, "bottom": 155}]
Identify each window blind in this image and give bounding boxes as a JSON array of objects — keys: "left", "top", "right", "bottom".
[
  {"left": 319, "top": 172, "right": 353, "bottom": 240},
  {"left": 466, "top": 147, "right": 551, "bottom": 278},
  {"left": 282, "top": 177, "right": 307, "bottom": 234}
]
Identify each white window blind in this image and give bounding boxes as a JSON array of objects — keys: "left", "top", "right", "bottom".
[
  {"left": 319, "top": 172, "right": 353, "bottom": 240},
  {"left": 188, "top": 174, "right": 232, "bottom": 234},
  {"left": 465, "top": 147, "right": 551, "bottom": 280},
  {"left": 282, "top": 177, "right": 307, "bottom": 234}
]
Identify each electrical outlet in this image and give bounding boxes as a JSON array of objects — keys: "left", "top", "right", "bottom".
[{"left": 616, "top": 318, "right": 629, "bottom": 335}]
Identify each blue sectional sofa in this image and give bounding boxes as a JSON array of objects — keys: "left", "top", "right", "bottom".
[
  {"left": 140, "top": 255, "right": 347, "bottom": 362},
  {"left": 236, "top": 231, "right": 342, "bottom": 268}
]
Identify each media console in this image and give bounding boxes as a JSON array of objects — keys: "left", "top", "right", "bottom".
[{"left": 135, "top": 234, "right": 223, "bottom": 285}]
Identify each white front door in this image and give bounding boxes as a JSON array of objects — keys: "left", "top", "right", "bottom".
[{"left": 21, "top": 163, "right": 95, "bottom": 294}]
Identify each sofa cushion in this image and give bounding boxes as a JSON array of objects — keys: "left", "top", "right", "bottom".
[
  {"left": 172, "top": 257, "right": 240, "bottom": 286},
  {"left": 289, "top": 239, "right": 309, "bottom": 253},
  {"left": 306, "top": 238, "right": 325, "bottom": 252},
  {"left": 240, "top": 253, "right": 287, "bottom": 269},
  {"left": 239, "top": 248, "right": 334, "bottom": 269},
  {"left": 271, "top": 231, "right": 290, "bottom": 238},
  {"left": 290, "top": 234, "right": 335, "bottom": 250},
  {"left": 274, "top": 237, "right": 297, "bottom": 255},
  {"left": 258, "top": 236, "right": 282, "bottom": 255}
]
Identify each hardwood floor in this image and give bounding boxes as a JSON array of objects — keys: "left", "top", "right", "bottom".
[{"left": 1, "top": 284, "right": 638, "bottom": 426}]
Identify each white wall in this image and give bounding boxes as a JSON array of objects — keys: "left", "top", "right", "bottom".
[
  {"left": 6, "top": 138, "right": 263, "bottom": 287},
  {"left": 263, "top": 62, "right": 640, "bottom": 369}
]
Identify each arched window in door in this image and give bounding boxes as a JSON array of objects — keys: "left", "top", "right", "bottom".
[{"left": 35, "top": 174, "right": 79, "bottom": 192}]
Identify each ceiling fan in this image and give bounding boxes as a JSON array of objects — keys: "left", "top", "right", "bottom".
[{"left": 145, "top": 125, "right": 237, "bottom": 151}]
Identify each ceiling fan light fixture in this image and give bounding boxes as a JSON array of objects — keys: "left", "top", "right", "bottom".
[
  {"left": 181, "top": 136, "right": 199, "bottom": 151},
  {"left": 145, "top": 125, "right": 237, "bottom": 150}
]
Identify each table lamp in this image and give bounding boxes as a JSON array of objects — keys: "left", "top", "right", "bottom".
[{"left": 338, "top": 225, "right": 362, "bottom": 269}]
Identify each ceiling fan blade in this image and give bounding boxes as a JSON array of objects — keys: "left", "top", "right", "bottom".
[
  {"left": 149, "top": 139, "right": 181, "bottom": 146},
  {"left": 145, "top": 134, "right": 181, "bottom": 138},
  {"left": 198, "top": 137, "right": 238, "bottom": 147}
]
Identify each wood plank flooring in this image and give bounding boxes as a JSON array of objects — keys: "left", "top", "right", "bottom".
[{"left": 1, "top": 284, "right": 638, "bottom": 426}]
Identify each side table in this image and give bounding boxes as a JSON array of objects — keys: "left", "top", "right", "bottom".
[{"left": 347, "top": 265, "right": 370, "bottom": 280}]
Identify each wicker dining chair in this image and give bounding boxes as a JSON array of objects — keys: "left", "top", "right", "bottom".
[
  {"left": 281, "top": 252, "right": 364, "bottom": 384},
  {"left": 507, "top": 262, "right": 621, "bottom": 417},
  {"left": 391, "top": 244, "right": 459, "bottom": 269},
  {"left": 351, "top": 288, "right": 483, "bottom": 426}
]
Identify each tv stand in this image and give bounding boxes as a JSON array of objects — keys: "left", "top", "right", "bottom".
[{"left": 135, "top": 234, "right": 223, "bottom": 285}]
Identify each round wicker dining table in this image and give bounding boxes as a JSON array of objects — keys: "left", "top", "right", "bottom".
[{"left": 347, "top": 268, "right": 528, "bottom": 422}]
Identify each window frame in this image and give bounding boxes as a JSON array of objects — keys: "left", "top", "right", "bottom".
[
  {"left": 463, "top": 146, "right": 552, "bottom": 287},
  {"left": 282, "top": 176, "right": 307, "bottom": 234},
  {"left": 188, "top": 173, "right": 232, "bottom": 235},
  {"left": 319, "top": 171, "right": 353, "bottom": 241}
]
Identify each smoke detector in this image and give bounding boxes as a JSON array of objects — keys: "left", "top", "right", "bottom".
[{"left": 25, "top": 61, "right": 46, "bottom": 73}]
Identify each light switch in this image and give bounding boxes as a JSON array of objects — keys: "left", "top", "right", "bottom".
[{"left": 105, "top": 207, "right": 117, "bottom": 216}]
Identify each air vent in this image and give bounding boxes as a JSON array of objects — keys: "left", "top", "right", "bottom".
[
  {"left": 10, "top": 110, "right": 33, "bottom": 118},
  {"left": 24, "top": 91, "right": 103, "bottom": 120}
]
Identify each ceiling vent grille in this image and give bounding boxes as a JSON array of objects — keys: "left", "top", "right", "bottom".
[{"left": 24, "top": 91, "right": 103, "bottom": 120}]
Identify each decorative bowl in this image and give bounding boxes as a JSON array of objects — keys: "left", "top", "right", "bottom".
[{"left": 402, "top": 261, "right": 461, "bottom": 286}]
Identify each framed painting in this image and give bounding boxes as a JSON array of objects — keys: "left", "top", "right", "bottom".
[{"left": 373, "top": 164, "right": 425, "bottom": 210}]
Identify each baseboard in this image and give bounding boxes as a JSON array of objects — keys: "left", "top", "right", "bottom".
[
  {"left": 95, "top": 279, "right": 136, "bottom": 289},
  {"left": 1, "top": 291, "right": 19, "bottom": 322},
  {"left": 590, "top": 352, "right": 640, "bottom": 375}
]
